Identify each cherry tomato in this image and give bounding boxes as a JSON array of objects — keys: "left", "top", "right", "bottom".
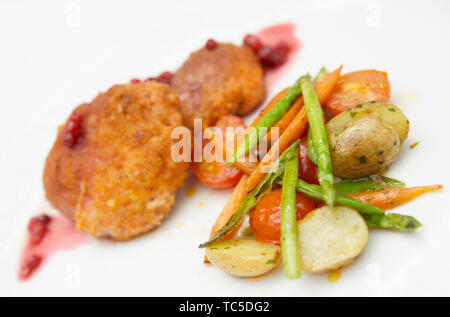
[
  {"left": 298, "top": 135, "right": 319, "bottom": 184},
  {"left": 325, "top": 70, "right": 390, "bottom": 115},
  {"left": 192, "top": 115, "right": 246, "bottom": 189},
  {"left": 249, "top": 188, "right": 316, "bottom": 245}
]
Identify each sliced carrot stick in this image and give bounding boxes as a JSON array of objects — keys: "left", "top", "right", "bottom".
[
  {"left": 227, "top": 89, "right": 288, "bottom": 174},
  {"left": 273, "top": 95, "right": 304, "bottom": 132},
  {"left": 244, "top": 66, "right": 343, "bottom": 192},
  {"left": 249, "top": 88, "right": 288, "bottom": 128},
  {"left": 259, "top": 96, "right": 305, "bottom": 155},
  {"left": 244, "top": 107, "right": 307, "bottom": 192},
  {"left": 209, "top": 174, "right": 249, "bottom": 237},
  {"left": 346, "top": 185, "right": 442, "bottom": 210},
  {"left": 258, "top": 77, "right": 328, "bottom": 156},
  {"left": 204, "top": 174, "right": 249, "bottom": 263},
  {"left": 234, "top": 160, "right": 258, "bottom": 174}
]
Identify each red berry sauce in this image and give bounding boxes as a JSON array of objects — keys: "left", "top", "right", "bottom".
[
  {"left": 243, "top": 33, "right": 292, "bottom": 69},
  {"left": 19, "top": 255, "right": 43, "bottom": 280},
  {"left": 18, "top": 215, "right": 90, "bottom": 281},
  {"left": 205, "top": 38, "right": 218, "bottom": 50},
  {"left": 18, "top": 215, "right": 53, "bottom": 280},
  {"left": 157, "top": 71, "right": 173, "bottom": 85},
  {"left": 63, "top": 110, "right": 83, "bottom": 148},
  {"left": 134, "top": 71, "right": 173, "bottom": 85},
  {"left": 28, "top": 215, "right": 52, "bottom": 245},
  {"left": 243, "top": 34, "right": 263, "bottom": 53},
  {"left": 256, "top": 23, "right": 301, "bottom": 90}
]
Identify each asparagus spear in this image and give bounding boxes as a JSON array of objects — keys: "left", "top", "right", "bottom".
[
  {"left": 369, "top": 175, "right": 405, "bottom": 188},
  {"left": 227, "top": 67, "right": 329, "bottom": 166},
  {"left": 313, "top": 67, "right": 328, "bottom": 85},
  {"left": 307, "top": 67, "right": 328, "bottom": 165},
  {"left": 226, "top": 76, "right": 304, "bottom": 165},
  {"left": 280, "top": 153, "right": 301, "bottom": 279},
  {"left": 307, "top": 127, "right": 318, "bottom": 165},
  {"left": 307, "top": 65, "right": 328, "bottom": 165},
  {"left": 335, "top": 176, "right": 405, "bottom": 195},
  {"left": 363, "top": 213, "right": 422, "bottom": 232},
  {"left": 300, "top": 76, "right": 336, "bottom": 206},
  {"left": 199, "top": 141, "right": 300, "bottom": 248},
  {"left": 294, "top": 179, "right": 421, "bottom": 231}
]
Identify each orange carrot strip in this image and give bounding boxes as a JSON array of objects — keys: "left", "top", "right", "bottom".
[
  {"left": 234, "top": 161, "right": 258, "bottom": 174},
  {"left": 249, "top": 88, "right": 288, "bottom": 128},
  {"left": 273, "top": 95, "right": 304, "bottom": 132},
  {"left": 228, "top": 89, "right": 288, "bottom": 174},
  {"left": 209, "top": 174, "right": 249, "bottom": 237},
  {"left": 204, "top": 174, "right": 249, "bottom": 263},
  {"left": 258, "top": 96, "right": 305, "bottom": 155},
  {"left": 244, "top": 107, "right": 307, "bottom": 192},
  {"left": 244, "top": 66, "right": 342, "bottom": 192},
  {"left": 346, "top": 185, "right": 442, "bottom": 210}
]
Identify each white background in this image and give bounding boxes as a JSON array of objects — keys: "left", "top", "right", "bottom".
[{"left": 1, "top": 0, "right": 450, "bottom": 296}]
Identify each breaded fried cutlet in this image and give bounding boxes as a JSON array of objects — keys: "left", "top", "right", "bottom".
[
  {"left": 172, "top": 43, "right": 265, "bottom": 130},
  {"left": 43, "top": 82, "right": 189, "bottom": 240}
]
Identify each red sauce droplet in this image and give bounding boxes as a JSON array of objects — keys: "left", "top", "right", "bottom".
[
  {"left": 257, "top": 45, "right": 287, "bottom": 68},
  {"left": 19, "top": 255, "right": 42, "bottom": 280},
  {"left": 130, "top": 78, "right": 141, "bottom": 83},
  {"left": 143, "top": 71, "right": 173, "bottom": 85},
  {"left": 18, "top": 215, "right": 90, "bottom": 281},
  {"left": 28, "top": 215, "right": 52, "bottom": 245},
  {"left": 205, "top": 39, "right": 218, "bottom": 50},
  {"left": 157, "top": 71, "right": 173, "bottom": 85},
  {"left": 243, "top": 34, "right": 263, "bottom": 53},
  {"left": 63, "top": 110, "right": 83, "bottom": 148},
  {"left": 257, "top": 23, "right": 301, "bottom": 91}
]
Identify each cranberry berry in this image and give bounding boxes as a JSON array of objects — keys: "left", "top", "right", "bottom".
[
  {"left": 274, "top": 42, "right": 291, "bottom": 59},
  {"left": 19, "top": 254, "right": 43, "bottom": 279},
  {"left": 63, "top": 110, "right": 83, "bottom": 148},
  {"left": 205, "top": 39, "right": 218, "bottom": 50},
  {"left": 258, "top": 45, "right": 285, "bottom": 68},
  {"left": 243, "top": 34, "right": 263, "bottom": 53},
  {"left": 157, "top": 71, "right": 173, "bottom": 85},
  {"left": 27, "top": 215, "right": 52, "bottom": 245}
]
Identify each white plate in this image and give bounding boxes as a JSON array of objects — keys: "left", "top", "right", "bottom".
[{"left": 1, "top": 0, "right": 450, "bottom": 296}]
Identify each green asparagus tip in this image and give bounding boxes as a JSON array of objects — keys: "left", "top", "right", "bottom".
[{"left": 364, "top": 213, "right": 422, "bottom": 232}]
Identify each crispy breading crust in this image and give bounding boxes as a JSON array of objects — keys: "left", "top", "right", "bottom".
[
  {"left": 43, "top": 82, "right": 189, "bottom": 240},
  {"left": 172, "top": 43, "right": 265, "bottom": 130}
]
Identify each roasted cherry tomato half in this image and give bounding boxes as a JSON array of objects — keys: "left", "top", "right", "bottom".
[
  {"left": 192, "top": 115, "right": 246, "bottom": 189},
  {"left": 298, "top": 135, "right": 319, "bottom": 185},
  {"left": 249, "top": 188, "right": 316, "bottom": 245},
  {"left": 325, "top": 70, "right": 390, "bottom": 115}
]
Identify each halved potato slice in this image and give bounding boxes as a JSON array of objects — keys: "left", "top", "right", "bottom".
[
  {"left": 298, "top": 206, "right": 368, "bottom": 272},
  {"left": 206, "top": 239, "right": 281, "bottom": 277}
]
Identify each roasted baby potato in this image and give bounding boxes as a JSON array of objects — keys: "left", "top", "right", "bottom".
[
  {"left": 206, "top": 239, "right": 281, "bottom": 277},
  {"left": 326, "top": 102, "right": 409, "bottom": 179},
  {"left": 340, "top": 102, "right": 409, "bottom": 142},
  {"left": 298, "top": 206, "right": 368, "bottom": 272}
]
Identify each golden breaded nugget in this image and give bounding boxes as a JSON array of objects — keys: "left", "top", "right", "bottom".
[
  {"left": 43, "top": 82, "right": 189, "bottom": 240},
  {"left": 172, "top": 43, "right": 265, "bottom": 130}
]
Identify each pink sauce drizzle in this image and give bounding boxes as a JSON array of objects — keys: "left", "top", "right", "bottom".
[
  {"left": 18, "top": 215, "right": 91, "bottom": 281},
  {"left": 258, "top": 23, "right": 301, "bottom": 91}
]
